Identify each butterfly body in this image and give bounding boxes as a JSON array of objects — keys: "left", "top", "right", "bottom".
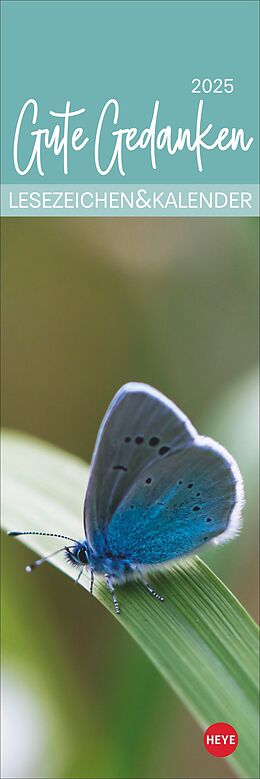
[
  {"left": 9, "top": 382, "right": 244, "bottom": 613},
  {"left": 65, "top": 539, "right": 136, "bottom": 583}
]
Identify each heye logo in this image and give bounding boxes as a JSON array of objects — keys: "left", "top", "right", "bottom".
[{"left": 204, "top": 722, "right": 238, "bottom": 757}]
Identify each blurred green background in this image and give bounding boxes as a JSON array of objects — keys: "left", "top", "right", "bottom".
[{"left": 1, "top": 216, "right": 259, "bottom": 779}]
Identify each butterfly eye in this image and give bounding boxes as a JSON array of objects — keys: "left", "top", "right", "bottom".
[{"left": 77, "top": 548, "right": 88, "bottom": 564}]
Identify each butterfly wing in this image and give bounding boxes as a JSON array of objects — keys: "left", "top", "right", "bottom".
[
  {"left": 84, "top": 383, "right": 197, "bottom": 548},
  {"left": 105, "top": 437, "right": 244, "bottom": 565}
]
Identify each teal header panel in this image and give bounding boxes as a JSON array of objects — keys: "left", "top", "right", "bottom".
[{"left": 1, "top": 0, "right": 259, "bottom": 213}]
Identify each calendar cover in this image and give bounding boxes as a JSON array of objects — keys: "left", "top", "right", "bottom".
[{"left": 1, "top": 2, "right": 259, "bottom": 779}]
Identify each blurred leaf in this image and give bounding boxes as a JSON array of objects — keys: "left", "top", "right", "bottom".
[{"left": 2, "top": 431, "right": 259, "bottom": 779}]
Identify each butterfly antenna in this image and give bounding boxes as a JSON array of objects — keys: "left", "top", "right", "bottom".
[
  {"left": 8, "top": 530, "right": 77, "bottom": 543},
  {"left": 25, "top": 545, "right": 73, "bottom": 572}
]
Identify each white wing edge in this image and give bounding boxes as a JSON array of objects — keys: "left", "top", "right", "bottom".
[
  {"left": 196, "top": 434, "right": 245, "bottom": 544},
  {"left": 108, "top": 382, "right": 198, "bottom": 439}
]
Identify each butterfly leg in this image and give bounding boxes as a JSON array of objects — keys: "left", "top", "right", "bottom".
[
  {"left": 90, "top": 569, "right": 94, "bottom": 596},
  {"left": 140, "top": 575, "right": 164, "bottom": 603},
  {"left": 105, "top": 574, "right": 120, "bottom": 614},
  {"left": 75, "top": 567, "right": 84, "bottom": 585}
]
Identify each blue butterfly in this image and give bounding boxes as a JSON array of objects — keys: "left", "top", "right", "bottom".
[{"left": 9, "top": 383, "right": 244, "bottom": 613}]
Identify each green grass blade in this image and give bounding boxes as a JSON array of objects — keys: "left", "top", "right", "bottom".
[{"left": 2, "top": 431, "right": 259, "bottom": 778}]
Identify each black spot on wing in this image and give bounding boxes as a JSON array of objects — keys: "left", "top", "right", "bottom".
[
  {"left": 159, "top": 446, "right": 170, "bottom": 456},
  {"left": 149, "top": 436, "right": 160, "bottom": 446}
]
